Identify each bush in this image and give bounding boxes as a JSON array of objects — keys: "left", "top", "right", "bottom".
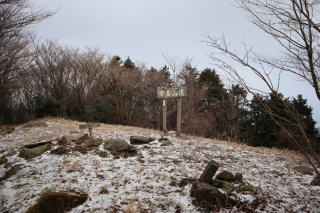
[
  {"left": 35, "top": 97, "right": 66, "bottom": 117},
  {"left": 86, "top": 98, "right": 116, "bottom": 123}
]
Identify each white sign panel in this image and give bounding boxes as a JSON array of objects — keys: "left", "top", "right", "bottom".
[{"left": 157, "top": 87, "right": 187, "bottom": 99}]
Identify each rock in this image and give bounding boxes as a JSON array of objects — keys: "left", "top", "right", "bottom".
[
  {"left": 294, "top": 166, "right": 314, "bottom": 175},
  {"left": 311, "top": 175, "right": 320, "bottom": 186},
  {"left": 190, "top": 182, "right": 228, "bottom": 207},
  {"left": 26, "top": 190, "right": 88, "bottom": 213},
  {"left": 19, "top": 141, "right": 52, "bottom": 160},
  {"left": 0, "top": 156, "right": 8, "bottom": 165},
  {"left": 80, "top": 138, "right": 103, "bottom": 149},
  {"left": 4, "top": 150, "right": 17, "bottom": 157},
  {"left": 161, "top": 140, "right": 173, "bottom": 146},
  {"left": 104, "top": 139, "right": 137, "bottom": 154},
  {"left": 199, "top": 160, "right": 219, "bottom": 184},
  {"left": 0, "top": 165, "right": 22, "bottom": 182},
  {"left": 96, "top": 150, "right": 108, "bottom": 158},
  {"left": 178, "top": 178, "right": 197, "bottom": 187},
  {"left": 58, "top": 136, "right": 70, "bottom": 145},
  {"left": 72, "top": 146, "right": 87, "bottom": 154},
  {"left": 212, "top": 179, "right": 233, "bottom": 194},
  {"left": 130, "top": 136, "right": 155, "bottom": 145},
  {"left": 50, "top": 147, "right": 69, "bottom": 155},
  {"left": 76, "top": 134, "right": 90, "bottom": 144},
  {"left": 235, "top": 173, "right": 243, "bottom": 183},
  {"left": 216, "top": 171, "right": 235, "bottom": 182}
]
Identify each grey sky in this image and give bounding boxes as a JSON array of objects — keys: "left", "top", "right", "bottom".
[{"left": 31, "top": 0, "right": 319, "bottom": 125}]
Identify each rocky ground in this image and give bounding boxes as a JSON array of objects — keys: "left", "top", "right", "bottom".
[{"left": 0, "top": 118, "right": 319, "bottom": 212}]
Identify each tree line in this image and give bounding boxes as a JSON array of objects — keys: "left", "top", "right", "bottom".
[{"left": 1, "top": 0, "right": 319, "bottom": 153}]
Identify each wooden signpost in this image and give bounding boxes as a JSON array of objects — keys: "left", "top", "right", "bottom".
[
  {"left": 157, "top": 87, "right": 187, "bottom": 137},
  {"left": 79, "top": 122, "right": 100, "bottom": 138}
]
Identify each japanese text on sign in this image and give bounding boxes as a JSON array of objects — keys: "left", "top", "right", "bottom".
[{"left": 157, "top": 87, "right": 187, "bottom": 99}]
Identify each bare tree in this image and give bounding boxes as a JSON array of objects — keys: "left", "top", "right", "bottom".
[
  {"left": 0, "top": 0, "right": 52, "bottom": 123},
  {"left": 236, "top": 0, "right": 320, "bottom": 100},
  {"left": 205, "top": 0, "right": 320, "bottom": 177}
]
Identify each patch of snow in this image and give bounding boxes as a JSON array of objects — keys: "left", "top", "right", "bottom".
[{"left": 0, "top": 120, "right": 319, "bottom": 212}]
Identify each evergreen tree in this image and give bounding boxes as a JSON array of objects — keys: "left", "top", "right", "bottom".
[
  {"left": 199, "top": 68, "right": 227, "bottom": 106},
  {"left": 123, "top": 57, "right": 136, "bottom": 69}
]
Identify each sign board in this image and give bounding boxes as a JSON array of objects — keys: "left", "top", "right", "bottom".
[
  {"left": 79, "top": 122, "right": 100, "bottom": 129},
  {"left": 157, "top": 87, "right": 187, "bottom": 137},
  {"left": 157, "top": 87, "right": 187, "bottom": 99}
]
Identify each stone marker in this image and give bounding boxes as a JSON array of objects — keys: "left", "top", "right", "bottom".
[
  {"left": 199, "top": 160, "right": 219, "bottom": 184},
  {"left": 79, "top": 122, "right": 100, "bottom": 138}
]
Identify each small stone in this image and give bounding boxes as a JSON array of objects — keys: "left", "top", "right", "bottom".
[
  {"left": 50, "top": 147, "right": 69, "bottom": 155},
  {"left": 0, "top": 156, "right": 8, "bottom": 165},
  {"left": 161, "top": 140, "right": 173, "bottom": 146},
  {"left": 216, "top": 171, "right": 235, "bottom": 182},
  {"left": 178, "top": 178, "right": 197, "bottom": 187},
  {"left": 235, "top": 173, "right": 243, "bottom": 183},
  {"left": 311, "top": 175, "right": 320, "bottom": 186},
  {"left": 96, "top": 150, "right": 108, "bottom": 158},
  {"left": 0, "top": 165, "right": 22, "bottom": 182},
  {"left": 81, "top": 138, "right": 103, "bottom": 149},
  {"left": 294, "top": 166, "right": 314, "bottom": 175},
  {"left": 72, "top": 146, "right": 87, "bottom": 154},
  {"left": 58, "top": 136, "right": 69, "bottom": 145},
  {"left": 130, "top": 136, "right": 155, "bottom": 145},
  {"left": 76, "top": 134, "right": 90, "bottom": 144},
  {"left": 4, "top": 150, "right": 17, "bottom": 157}
]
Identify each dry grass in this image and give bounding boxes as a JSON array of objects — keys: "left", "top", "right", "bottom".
[{"left": 1, "top": 117, "right": 316, "bottom": 212}]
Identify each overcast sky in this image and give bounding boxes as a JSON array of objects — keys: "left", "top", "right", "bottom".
[{"left": 31, "top": 0, "right": 319, "bottom": 125}]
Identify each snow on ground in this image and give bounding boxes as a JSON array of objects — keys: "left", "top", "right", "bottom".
[{"left": 0, "top": 118, "right": 319, "bottom": 212}]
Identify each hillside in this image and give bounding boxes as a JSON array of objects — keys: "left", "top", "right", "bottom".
[{"left": 0, "top": 118, "right": 319, "bottom": 212}]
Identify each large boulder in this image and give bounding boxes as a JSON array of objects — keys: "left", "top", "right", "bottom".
[
  {"left": 104, "top": 139, "right": 137, "bottom": 154},
  {"left": 58, "top": 136, "right": 70, "bottom": 145},
  {"left": 191, "top": 182, "right": 228, "bottom": 207},
  {"left": 216, "top": 171, "right": 236, "bottom": 182},
  {"left": 26, "top": 190, "right": 88, "bottom": 213},
  {"left": 19, "top": 141, "right": 51, "bottom": 159},
  {"left": 76, "top": 134, "right": 90, "bottom": 144},
  {"left": 130, "top": 136, "right": 155, "bottom": 145},
  {"left": 80, "top": 138, "right": 103, "bottom": 149},
  {"left": 311, "top": 175, "right": 320, "bottom": 186},
  {"left": 211, "top": 179, "right": 234, "bottom": 194}
]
